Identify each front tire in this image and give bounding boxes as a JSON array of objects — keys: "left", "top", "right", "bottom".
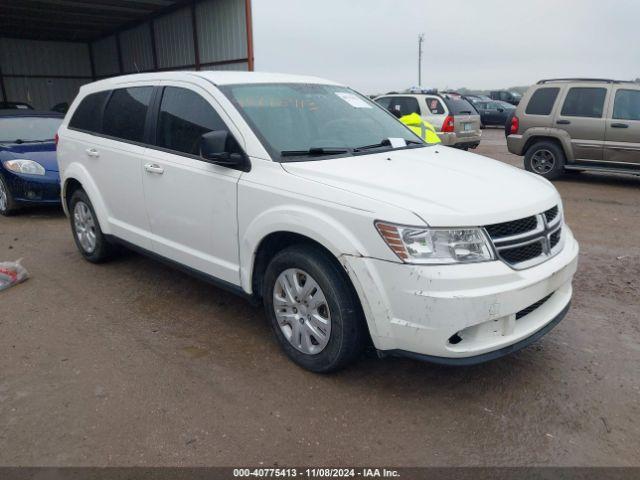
[
  {"left": 263, "top": 244, "right": 366, "bottom": 373},
  {"left": 69, "top": 189, "right": 115, "bottom": 263},
  {"left": 524, "top": 141, "right": 565, "bottom": 180},
  {"left": 0, "top": 175, "right": 18, "bottom": 216}
]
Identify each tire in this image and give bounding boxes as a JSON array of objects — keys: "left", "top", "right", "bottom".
[
  {"left": 0, "top": 175, "right": 18, "bottom": 216},
  {"left": 69, "top": 189, "right": 116, "bottom": 263},
  {"left": 524, "top": 141, "right": 565, "bottom": 180},
  {"left": 262, "top": 244, "right": 366, "bottom": 373}
]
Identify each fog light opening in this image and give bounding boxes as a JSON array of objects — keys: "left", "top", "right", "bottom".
[{"left": 448, "top": 333, "right": 463, "bottom": 345}]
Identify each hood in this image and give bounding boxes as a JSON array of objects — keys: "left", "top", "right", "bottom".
[
  {"left": 281, "top": 146, "right": 559, "bottom": 227},
  {"left": 1, "top": 141, "right": 59, "bottom": 172}
]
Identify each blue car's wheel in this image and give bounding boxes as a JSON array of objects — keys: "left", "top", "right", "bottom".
[{"left": 0, "top": 175, "right": 17, "bottom": 216}]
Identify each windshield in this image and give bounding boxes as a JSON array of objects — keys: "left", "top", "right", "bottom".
[
  {"left": 219, "top": 83, "right": 426, "bottom": 160},
  {"left": 0, "top": 117, "right": 62, "bottom": 143}
]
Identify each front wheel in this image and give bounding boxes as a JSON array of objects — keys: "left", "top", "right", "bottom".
[
  {"left": 524, "top": 141, "right": 565, "bottom": 180},
  {"left": 262, "top": 244, "right": 366, "bottom": 373},
  {"left": 0, "top": 175, "right": 18, "bottom": 216}
]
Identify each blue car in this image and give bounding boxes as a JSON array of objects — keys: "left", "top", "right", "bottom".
[{"left": 0, "top": 110, "right": 63, "bottom": 215}]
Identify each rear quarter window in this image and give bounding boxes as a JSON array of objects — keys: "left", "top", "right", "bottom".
[
  {"left": 69, "top": 91, "right": 110, "bottom": 133},
  {"left": 443, "top": 97, "right": 476, "bottom": 115},
  {"left": 525, "top": 88, "right": 560, "bottom": 115}
]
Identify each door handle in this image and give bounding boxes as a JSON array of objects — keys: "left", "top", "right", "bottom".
[
  {"left": 85, "top": 148, "right": 100, "bottom": 158},
  {"left": 144, "top": 163, "right": 164, "bottom": 174},
  {"left": 556, "top": 120, "right": 571, "bottom": 125},
  {"left": 611, "top": 123, "right": 629, "bottom": 128}
]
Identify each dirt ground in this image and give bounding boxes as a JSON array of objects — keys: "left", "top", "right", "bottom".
[{"left": 0, "top": 128, "right": 639, "bottom": 467}]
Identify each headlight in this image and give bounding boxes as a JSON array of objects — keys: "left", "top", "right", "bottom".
[
  {"left": 3, "top": 159, "right": 46, "bottom": 176},
  {"left": 375, "top": 221, "right": 495, "bottom": 264}
]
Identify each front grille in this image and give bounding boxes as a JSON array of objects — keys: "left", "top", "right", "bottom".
[
  {"left": 545, "top": 206, "right": 559, "bottom": 223},
  {"left": 485, "top": 205, "right": 563, "bottom": 269},
  {"left": 485, "top": 216, "right": 538, "bottom": 239},
  {"left": 516, "top": 293, "right": 553, "bottom": 320},
  {"left": 500, "top": 241, "right": 544, "bottom": 264}
]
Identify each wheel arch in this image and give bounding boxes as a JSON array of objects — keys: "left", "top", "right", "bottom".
[
  {"left": 61, "top": 164, "right": 111, "bottom": 234},
  {"left": 523, "top": 133, "right": 572, "bottom": 162}
]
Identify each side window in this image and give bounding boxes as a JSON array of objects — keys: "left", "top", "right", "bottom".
[
  {"left": 68, "top": 91, "right": 109, "bottom": 133},
  {"left": 388, "top": 97, "right": 420, "bottom": 116},
  {"left": 102, "top": 87, "right": 153, "bottom": 142},
  {"left": 561, "top": 87, "right": 607, "bottom": 118},
  {"left": 156, "top": 87, "right": 228, "bottom": 156},
  {"left": 525, "top": 87, "right": 560, "bottom": 115},
  {"left": 612, "top": 89, "right": 640, "bottom": 121},
  {"left": 425, "top": 97, "right": 445, "bottom": 114},
  {"left": 375, "top": 97, "right": 392, "bottom": 110},
  {"left": 487, "top": 102, "right": 499, "bottom": 111}
]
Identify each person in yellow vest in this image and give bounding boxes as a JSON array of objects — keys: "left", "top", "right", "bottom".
[{"left": 390, "top": 109, "right": 441, "bottom": 144}]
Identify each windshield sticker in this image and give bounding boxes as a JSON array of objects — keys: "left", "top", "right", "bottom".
[
  {"left": 389, "top": 138, "right": 407, "bottom": 148},
  {"left": 335, "top": 92, "right": 372, "bottom": 109}
]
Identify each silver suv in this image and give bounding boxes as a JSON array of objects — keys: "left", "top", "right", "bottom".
[
  {"left": 507, "top": 78, "right": 640, "bottom": 179},
  {"left": 375, "top": 93, "right": 482, "bottom": 150}
]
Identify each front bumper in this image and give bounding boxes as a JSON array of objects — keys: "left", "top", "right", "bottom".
[
  {"left": 2, "top": 169, "right": 61, "bottom": 205},
  {"left": 342, "top": 226, "right": 579, "bottom": 363}
]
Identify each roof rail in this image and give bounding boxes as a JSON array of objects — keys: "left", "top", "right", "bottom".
[{"left": 537, "top": 78, "right": 635, "bottom": 85}]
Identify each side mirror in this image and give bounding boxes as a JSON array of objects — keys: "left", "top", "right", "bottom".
[
  {"left": 200, "top": 130, "right": 249, "bottom": 171},
  {"left": 498, "top": 108, "right": 504, "bottom": 113}
]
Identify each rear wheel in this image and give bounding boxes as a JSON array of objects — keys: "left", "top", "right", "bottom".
[
  {"left": 0, "top": 175, "right": 18, "bottom": 216},
  {"left": 69, "top": 189, "right": 116, "bottom": 263},
  {"left": 524, "top": 141, "right": 565, "bottom": 180},
  {"left": 263, "top": 244, "right": 366, "bottom": 373}
]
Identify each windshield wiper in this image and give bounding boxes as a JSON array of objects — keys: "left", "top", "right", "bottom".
[
  {"left": 12, "top": 139, "right": 50, "bottom": 144},
  {"left": 281, "top": 147, "right": 350, "bottom": 157}
]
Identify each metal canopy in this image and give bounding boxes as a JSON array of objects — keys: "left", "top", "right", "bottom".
[{"left": 0, "top": 0, "right": 189, "bottom": 42}]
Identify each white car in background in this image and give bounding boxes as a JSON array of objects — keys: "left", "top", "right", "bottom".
[{"left": 56, "top": 72, "right": 579, "bottom": 372}]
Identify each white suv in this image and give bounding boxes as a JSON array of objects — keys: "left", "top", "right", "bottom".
[{"left": 57, "top": 72, "right": 579, "bottom": 372}]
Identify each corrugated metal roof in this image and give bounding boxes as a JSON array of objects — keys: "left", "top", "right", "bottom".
[{"left": 0, "top": 0, "right": 184, "bottom": 42}]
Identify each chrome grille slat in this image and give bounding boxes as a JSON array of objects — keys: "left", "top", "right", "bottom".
[{"left": 484, "top": 206, "right": 564, "bottom": 270}]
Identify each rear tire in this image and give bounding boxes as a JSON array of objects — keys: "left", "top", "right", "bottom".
[
  {"left": 263, "top": 244, "right": 366, "bottom": 373},
  {"left": 524, "top": 141, "right": 565, "bottom": 180},
  {"left": 69, "top": 189, "right": 116, "bottom": 263},
  {"left": 0, "top": 175, "right": 18, "bottom": 216}
]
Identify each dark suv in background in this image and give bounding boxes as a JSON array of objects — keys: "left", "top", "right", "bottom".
[
  {"left": 490, "top": 90, "right": 522, "bottom": 106},
  {"left": 507, "top": 78, "right": 640, "bottom": 179}
]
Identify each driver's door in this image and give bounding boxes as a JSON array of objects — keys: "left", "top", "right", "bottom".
[{"left": 142, "top": 84, "right": 243, "bottom": 285}]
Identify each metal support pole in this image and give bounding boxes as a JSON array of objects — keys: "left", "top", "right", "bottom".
[
  {"left": 191, "top": 1, "right": 201, "bottom": 70},
  {"left": 418, "top": 33, "right": 424, "bottom": 87}
]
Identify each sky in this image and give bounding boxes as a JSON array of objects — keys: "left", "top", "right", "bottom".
[{"left": 252, "top": 0, "right": 640, "bottom": 94}]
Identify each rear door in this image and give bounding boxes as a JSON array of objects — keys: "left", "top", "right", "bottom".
[
  {"left": 554, "top": 86, "right": 610, "bottom": 161},
  {"left": 67, "top": 87, "right": 154, "bottom": 249},
  {"left": 422, "top": 95, "right": 447, "bottom": 131},
  {"left": 141, "top": 83, "right": 243, "bottom": 284},
  {"left": 604, "top": 87, "right": 640, "bottom": 165}
]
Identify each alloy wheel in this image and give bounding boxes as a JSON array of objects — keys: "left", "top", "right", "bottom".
[
  {"left": 531, "top": 149, "right": 556, "bottom": 174},
  {"left": 0, "top": 180, "right": 7, "bottom": 212},
  {"left": 73, "top": 201, "right": 97, "bottom": 253},
  {"left": 273, "top": 268, "right": 332, "bottom": 355}
]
